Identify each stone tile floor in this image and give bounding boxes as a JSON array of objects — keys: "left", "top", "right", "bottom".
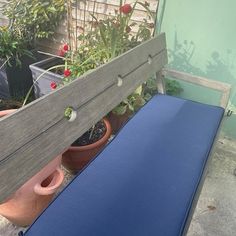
[
  {"left": 0, "top": 133, "right": 236, "bottom": 236},
  {"left": 187, "top": 134, "right": 236, "bottom": 236}
]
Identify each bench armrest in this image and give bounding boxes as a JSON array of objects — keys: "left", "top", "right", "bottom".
[{"left": 157, "top": 68, "right": 231, "bottom": 109}]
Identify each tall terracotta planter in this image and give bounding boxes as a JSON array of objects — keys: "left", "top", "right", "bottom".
[
  {"left": 62, "top": 118, "right": 112, "bottom": 173},
  {"left": 107, "top": 110, "right": 131, "bottom": 134},
  {"left": 0, "top": 109, "right": 65, "bottom": 226}
]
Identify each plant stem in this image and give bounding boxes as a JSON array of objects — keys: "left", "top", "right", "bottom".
[
  {"left": 22, "top": 49, "right": 106, "bottom": 106},
  {"left": 37, "top": 50, "right": 64, "bottom": 59},
  {"left": 22, "top": 64, "right": 66, "bottom": 106},
  {"left": 89, "top": 125, "right": 95, "bottom": 140},
  {"left": 0, "top": 58, "right": 10, "bottom": 70}
]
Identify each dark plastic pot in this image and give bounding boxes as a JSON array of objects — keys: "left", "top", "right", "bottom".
[
  {"left": 0, "top": 63, "right": 10, "bottom": 99},
  {"left": 0, "top": 50, "right": 44, "bottom": 99}
]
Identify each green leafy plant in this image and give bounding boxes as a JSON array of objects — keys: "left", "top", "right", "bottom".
[
  {"left": 0, "top": 26, "right": 31, "bottom": 67},
  {"left": 2, "top": 0, "right": 65, "bottom": 47},
  {"left": 85, "top": 1, "right": 155, "bottom": 60},
  {"left": 112, "top": 94, "right": 146, "bottom": 115},
  {"left": 25, "top": 1, "right": 182, "bottom": 112},
  {"left": 165, "top": 79, "right": 183, "bottom": 95},
  {"left": 45, "top": 0, "right": 155, "bottom": 116},
  {"left": 143, "top": 76, "right": 183, "bottom": 99},
  {"left": 0, "top": 0, "right": 65, "bottom": 66}
]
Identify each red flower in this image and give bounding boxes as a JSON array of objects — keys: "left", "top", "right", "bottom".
[
  {"left": 63, "top": 44, "right": 69, "bottom": 51},
  {"left": 64, "top": 69, "right": 71, "bottom": 77},
  {"left": 50, "top": 82, "right": 57, "bottom": 90},
  {"left": 120, "top": 4, "right": 132, "bottom": 14},
  {"left": 59, "top": 49, "right": 66, "bottom": 57}
]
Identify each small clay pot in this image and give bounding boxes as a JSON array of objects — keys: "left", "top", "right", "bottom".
[{"left": 62, "top": 118, "right": 112, "bottom": 174}]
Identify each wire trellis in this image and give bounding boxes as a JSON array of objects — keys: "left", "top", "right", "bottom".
[{"left": 66, "top": 0, "right": 159, "bottom": 49}]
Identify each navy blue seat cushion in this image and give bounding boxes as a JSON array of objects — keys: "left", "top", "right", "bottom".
[{"left": 23, "top": 95, "right": 224, "bottom": 236}]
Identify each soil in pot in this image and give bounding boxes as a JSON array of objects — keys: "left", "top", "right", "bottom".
[
  {"left": 0, "top": 99, "right": 22, "bottom": 111},
  {"left": 72, "top": 120, "right": 106, "bottom": 146},
  {"left": 62, "top": 118, "right": 112, "bottom": 174}
]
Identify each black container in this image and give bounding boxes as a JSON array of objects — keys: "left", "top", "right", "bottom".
[
  {"left": 0, "top": 50, "right": 46, "bottom": 99},
  {"left": 0, "top": 63, "right": 10, "bottom": 99}
]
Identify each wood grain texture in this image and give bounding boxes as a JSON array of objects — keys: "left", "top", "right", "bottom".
[
  {"left": 0, "top": 33, "right": 167, "bottom": 202},
  {"left": 162, "top": 68, "right": 231, "bottom": 108}
]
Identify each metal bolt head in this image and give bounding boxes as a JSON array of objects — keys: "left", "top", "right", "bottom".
[
  {"left": 117, "top": 76, "right": 123, "bottom": 87},
  {"left": 148, "top": 55, "right": 152, "bottom": 64}
]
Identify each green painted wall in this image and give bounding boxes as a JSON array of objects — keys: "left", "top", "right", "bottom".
[{"left": 156, "top": 0, "right": 236, "bottom": 138}]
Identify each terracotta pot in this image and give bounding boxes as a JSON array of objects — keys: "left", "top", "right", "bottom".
[
  {"left": 0, "top": 156, "right": 64, "bottom": 226},
  {"left": 0, "top": 109, "right": 65, "bottom": 226},
  {"left": 107, "top": 110, "right": 131, "bottom": 134},
  {"left": 0, "top": 109, "right": 17, "bottom": 117},
  {"left": 62, "top": 118, "right": 112, "bottom": 173}
]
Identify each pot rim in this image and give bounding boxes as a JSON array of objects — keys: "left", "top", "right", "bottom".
[
  {"left": 33, "top": 167, "right": 64, "bottom": 195},
  {"left": 67, "top": 118, "right": 112, "bottom": 152},
  {"left": 0, "top": 109, "right": 17, "bottom": 118}
]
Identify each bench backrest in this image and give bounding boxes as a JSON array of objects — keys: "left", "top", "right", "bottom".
[{"left": 0, "top": 33, "right": 168, "bottom": 202}]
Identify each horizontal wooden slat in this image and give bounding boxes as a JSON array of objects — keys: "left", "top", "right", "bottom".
[{"left": 0, "top": 33, "right": 167, "bottom": 202}]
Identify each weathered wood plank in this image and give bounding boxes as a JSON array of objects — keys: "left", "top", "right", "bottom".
[
  {"left": 0, "top": 33, "right": 167, "bottom": 202},
  {"left": 162, "top": 68, "right": 231, "bottom": 108},
  {"left": 0, "top": 33, "right": 166, "bottom": 161}
]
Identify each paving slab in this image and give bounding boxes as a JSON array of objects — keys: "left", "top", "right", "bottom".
[{"left": 188, "top": 134, "right": 236, "bottom": 236}]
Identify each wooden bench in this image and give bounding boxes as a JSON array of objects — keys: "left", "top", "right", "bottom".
[{"left": 0, "top": 33, "right": 231, "bottom": 235}]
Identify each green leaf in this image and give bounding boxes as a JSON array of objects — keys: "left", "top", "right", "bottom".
[
  {"left": 112, "top": 104, "right": 127, "bottom": 115},
  {"left": 111, "top": 27, "right": 117, "bottom": 58},
  {"left": 99, "top": 22, "right": 108, "bottom": 49},
  {"left": 134, "top": 85, "right": 143, "bottom": 95},
  {"left": 144, "top": 93, "right": 152, "bottom": 101}
]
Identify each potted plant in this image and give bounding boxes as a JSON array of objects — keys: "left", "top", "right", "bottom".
[
  {"left": 30, "top": 1, "right": 156, "bottom": 132},
  {"left": 0, "top": 26, "right": 34, "bottom": 99},
  {"left": 87, "top": 1, "right": 155, "bottom": 133},
  {"left": 62, "top": 117, "right": 112, "bottom": 174},
  {"left": 26, "top": 1, "right": 156, "bottom": 172},
  {"left": 0, "top": 0, "right": 65, "bottom": 99}
]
